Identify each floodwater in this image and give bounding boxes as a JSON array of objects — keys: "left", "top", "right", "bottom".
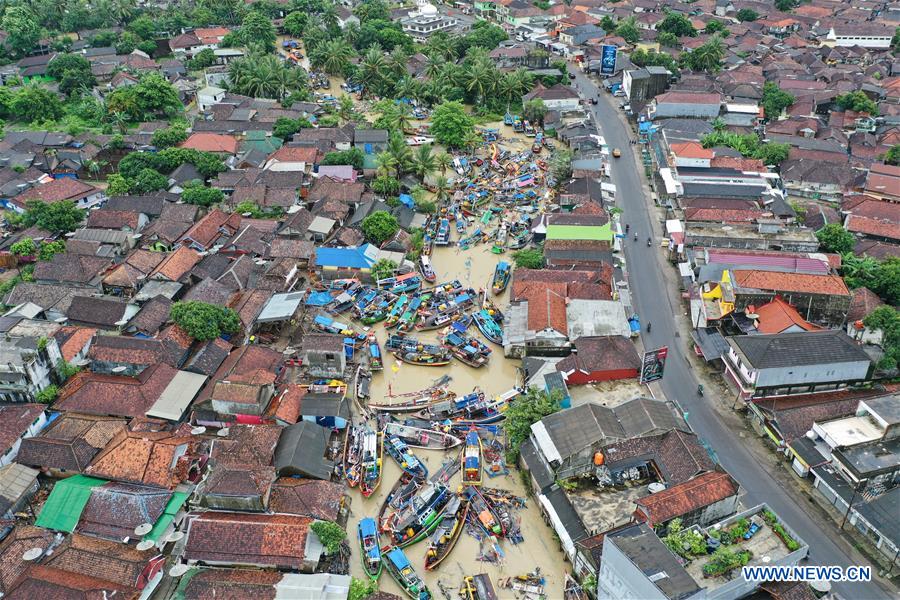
[{"left": 347, "top": 246, "right": 569, "bottom": 598}]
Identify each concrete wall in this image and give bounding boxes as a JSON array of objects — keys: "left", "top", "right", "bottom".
[
  {"left": 654, "top": 102, "right": 719, "bottom": 119},
  {"left": 755, "top": 360, "right": 870, "bottom": 389},
  {"left": 598, "top": 535, "right": 691, "bottom": 600}
]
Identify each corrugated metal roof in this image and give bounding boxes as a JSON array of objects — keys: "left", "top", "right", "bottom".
[
  {"left": 146, "top": 371, "right": 208, "bottom": 421},
  {"left": 706, "top": 250, "right": 829, "bottom": 273}
]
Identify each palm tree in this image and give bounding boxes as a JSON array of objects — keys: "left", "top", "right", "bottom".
[
  {"left": 109, "top": 111, "right": 128, "bottom": 134},
  {"left": 338, "top": 95, "right": 355, "bottom": 123},
  {"left": 498, "top": 72, "right": 520, "bottom": 111},
  {"left": 317, "top": 39, "right": 355, "bottom": 76},
  {"left": 465, "top": 57, "right": 496, "bottom": 105},
  {"left": 387, "top": 135, "right": 412, "bottom": 179},
  {"left": 388, "top": 46, "right": 410, "bottom": 77},
  {"left": 375, "top": 151, "right": 398, "bottom": 178},
  {"left": 462, "top": 130, "right": 482, "bottom": 154},
  {"left": 424, "top": 55, "right": 445, "bottom": 80},
  {"left": 412, "top": 144, "right": 436, "bottom": 183},
  {"left": 435, "top": 152, "right": 453, "bottom": 176},
  {"left": 394, "top": 77, "right": 418, "bottom": 102},
  {"left": 689, "top": 35, "right": 725, "bottom": 73},
  {"left": 433, "top": 175, "right": 452, "bottom": 205},
  {"left": 359, "top": 46, "right": 387, "bottom": 95}
]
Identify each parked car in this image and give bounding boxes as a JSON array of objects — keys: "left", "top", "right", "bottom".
[
  {"left": 591, "top": 98, "right": 598, "bottom": 105},
  {"left": 568, "top": 72, "right": 576, "bottom": 79},
  {"left": 614, "top": 89, "right": 626, "bottom": 97},
  {"left": 612, "top": 148, "right": 621, "bottom": 158}
]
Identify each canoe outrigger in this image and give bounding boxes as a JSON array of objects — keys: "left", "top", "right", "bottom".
[
  {"left": 384, "top": 482, "right": 451, "bottom": 548},
  {"left": 424, "top": 495, "right": 468, "bottom": 571},
  {"left": 384, "top": 421, "right": 463, "bottom": 450},
  {"left": 358, "top": 518, "right": 382, "bottom": 580},
  {"left": 360, "top": 426, "right": 383, "bottom": 498},
  {"left": 462, "top": 428, "right": 483, "bottom": 486},
  {"left": 384, "top": 547, "right": 432, "bottom": 600},
  {"left": 385, "top": 434, "right": 429, "bottom": 479},
  {"left": 491, "top": 261, "right": 510, "bottom": 294},
  {"left": 473, "top": 309, "right": 503, "bottom": 345}
]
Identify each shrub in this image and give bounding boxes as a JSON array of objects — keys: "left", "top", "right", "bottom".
[{"left": 310, "top": 520, "right": 346, "bottom": 555}]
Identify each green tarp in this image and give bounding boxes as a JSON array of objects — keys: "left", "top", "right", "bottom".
[
  {"left": 34, "top": 475, "right": 106, "bottom": 532},
  {"left": 144, "top": 491, "right": 189, "bottom": 542},
  {"left": 545, "top": 223, "right": 613, "bottom": 242}
]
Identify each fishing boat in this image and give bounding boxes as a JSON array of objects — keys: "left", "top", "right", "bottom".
[
  {"left": 491, "top": 261, "right": 510, "bottom": 294},
  {"left": 313, "top": 314, "right": 367, "bottom": 346},
  {"left": 378, "top": 472, "right": 419, "bottom": 530},
  {"left": 360, "top": 291, "right": 398, "bottom": 325},
  {"left": 384, "top": 547, "right": 432, "bottom": 600},
  {"left": 480, "top": 294, "right": 505, "bottom": 323},
  {"left": 384, "top": 482, "right": 451, "bottom": 547},
  {"left": 384, "top": 421, "right": 462, "bottom": 450},
  {"left": 424, "top": 496, "right": 468, "bottom": 570},
  {"left": 354, "top": 288, "right": 378, "bottom": 314},
  {"left": 367, "top": 333, "right": 383, "bottom": 371},
  {"left": 435, "top": 218, "right": 451, "bottom": 246},
  {"left": 455, "top": 210, "right": 468, "bottom": 235},
  {"left": 385, "top": 434, "right": 429, "bottom": 479},
  {"left": 384, "top": 294, "right": 409, "bottom": 328},
  {"left": 360, "top": 427, "right": 383, "bottom": 498},
  {"left": 450, "top": 395, "right": 512, "bottom": 427},
  {"left": 358, "top": 518, "right": 382, "bottom": 580},
  {"left": 342, "top": 425, "right": 364, "bottom": 487},
  {"left": 378, "top": 272, "right": 423, "bottom": 294},
  {"left": 491, "top": 222, "right": 508, "bottom": 254},
  {"left": 393, "top": 344, "right": 453, "bottom": 367},
  {"left": 368, "top": 388, "right": 456, "bottom": 413},
  {"left": 473, "top": 309, "right": 503, "bottom": 345},
  {"left": 484, "top": 490, "right": 513, "bottom": 536},
  {"left": 464, "top": 485, "right": 504, "bottom": 536},
  {"left": 418, "top": 255, "right": 436, "bottom": 283},
  {"left": 460, "top": 574, "right": 498, "bottom": 600},
  {"left": 443, "top": 324, "right": 492, "bottom": 368},
  {"left": 355, "top": 367, "right": 371, "bottom": 402},
  {"left": 395, "top": 296, "right": 422, "bottom": 332},
  {"left": 413, "top": 391, "right": 484, "bottom": 421},
  {"left": 508, "top": 229, "right": 532, "bottom": 250},
  {"left": 462, "top": 428, "right": 482, "bottom": 486}
]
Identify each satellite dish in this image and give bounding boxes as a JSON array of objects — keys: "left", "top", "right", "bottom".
[
  {"left": 762, "top": 556, "right": 771, "bottom": 563},
  {"left": 112, "top": 365, "right": 127, "bottom": 373},
  {"left": 136, "top": 540, "right": 155, "bottom": 551},
  {"left": 169, "top": 564, "right": 190, "bottom": 577},
  {"left": 190, "top": 426, "right": 207, "bottom": 435},
  {"left": 166, "top": 531, "right": 185, "bottom": 543},
  {"left": 134, "top": 523, "right": 153, "bottom": 536},
  {"left": 22, "top": 548, "right": 42, "bottom": 561},
  {"left": 216, "top": 428, "right": 230, "bottom": 437},
  {"left": 805, "top": 430, "right": 816, "bottom": 440}
]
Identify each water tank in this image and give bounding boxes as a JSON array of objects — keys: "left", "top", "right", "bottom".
[{"left": 648, "top": 482, "right": 666, "bottom": 494}]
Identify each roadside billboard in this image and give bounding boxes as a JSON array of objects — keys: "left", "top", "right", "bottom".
[{"left": 640, "top": 346, "right": 668, "bottom": 384}]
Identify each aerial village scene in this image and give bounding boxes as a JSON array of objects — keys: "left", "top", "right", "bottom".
[{"left": 0, "top": 0, "right": 897, "bottom": 599}]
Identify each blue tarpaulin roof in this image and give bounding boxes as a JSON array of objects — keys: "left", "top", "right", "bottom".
[{"left": 399, "top": 193, "right": 414, "bottom": 208}]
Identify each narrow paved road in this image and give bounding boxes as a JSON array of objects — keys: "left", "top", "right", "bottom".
[{"left": 572, "top": 69, "right": 889, "bottom": 599}]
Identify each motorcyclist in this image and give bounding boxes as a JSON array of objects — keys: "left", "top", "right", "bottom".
[
  {"left": 646, "top": 322, "right": 651, "bottom": 333},
  {"left": 634, "top": 233, "right": 638, "bottom": 241},
  {"left": 647, "top": 237, "right": 652, "bottom": 246},
  {"left": 698, "top": 384, "right": 704, "bottom": 396},
  {"left": 625, "top": 223, "right": 630, "bottom": 233}
]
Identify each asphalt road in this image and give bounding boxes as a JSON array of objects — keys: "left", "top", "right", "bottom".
[{"left": 572, "top": 69, "right": 890, "bottom": 599}]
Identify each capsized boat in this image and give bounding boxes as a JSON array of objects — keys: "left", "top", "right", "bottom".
[
  {"left": 418, "top": 255, "right": 437, "bottom": 283},
  {"left": 473, "top": 309, "right": 503, "bottom": 345},
  {"left": 491, "top": 261, "right": 510, "bottom": 294},
  {"left": 358, "top": 518, "right": 382, "bottom": 580},
  {"left": 385, "top": 434, "right": 429, "bottom": 479},
  {"left": 360, "top": 427, "right": 383, "bottom": 498},
  {"left": 384, "top": 547, "right": 432, "bottom": 600},
  {"left": 384, "top": 482, "right": 451, "bottom": 547},
  {"left": 424, "top": 495, "right": 468, "bottom": 570},
  {"left": 384, "top": 421, "right": 462, "bottom": 450},
  {"left": 460, "top": 574, "right": 499, "bottom": 600},
  {"left": 462, "top": 428, "right": 482, "bottom": 486},
  {"left": 464, "top": 485, "right": 504, "bottom": 536}
]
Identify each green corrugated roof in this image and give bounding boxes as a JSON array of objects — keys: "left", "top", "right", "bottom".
[
  {"left": 144, "top": 491, "right": 189, "bottom": 542},
  {"left": 545, "top": 223, "right": 613, "bottom": 241},
  {"left": 34, "top": 475, "right": 106, "bottom": 532}
]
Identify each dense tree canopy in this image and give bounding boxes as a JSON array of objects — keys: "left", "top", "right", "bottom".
[
  {"left": 22, "top": 200, "right": 84, "bottom": 234},
  {"left": 429, "top": 101, "right": 474, "bottom": 148},
  {"left": 657, "top": 12, "right": 696, "bottom": 37},
  {"left": 10, "top": 86, "right": 64, "bottom": 123},
  {"left": 761, "top": 82, "right": 794, "bottom": 120},
  {"left": 361, "top": 211, "right": 399, "bottom": 244},
  {"left": 835, "top": 91, "right": 878, "bottom": 115},
  {"left": 815, "top": 224, "right": 856, "bottom": 254},
  {"left": 170, "top": 301, "right": 241, "bottom": 341},
  {"left": 2, "top": 7, "right": 41, "bottom": 56}
]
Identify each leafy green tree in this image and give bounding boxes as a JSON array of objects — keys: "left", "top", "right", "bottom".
[
  {"left": 240, "top": 11, "right": 276, "bottom": 52},
  {"left": 115, "top": 31, "right": 140, "bottom": 54},
  {"left": 151, "top": 125, "right": 188, "bottom": 148},
  {"left": 272, "top": 117, "right": 312, "bottom": 140},
  {"left": 523, "top": 98, "right": 547, "bottom": 126},
  {"left": 835, "top": 91, "right": 878, "bottom": 115},
  {"left": 11, "top": 86, "right": 64, "bottom": 123},
  {"left": 131, "top": 168, "right": 168, "bottom": 194},
  {"left": 429, "top": 101, "right": 474, "bottom": 148},
  {"left": 512, "top": 248, "right": 545, "bottom": 269},
  {"left": 47, "top": 54, "right": 92, "bottom": 81},
  {"left": 816, "top": 223, "right": 856, "bottom": 254},
  {"left": 283, "top": 11, "right": 308, "bottom": 37},
  {"left": 106, "top": 173, "right": 131, "bottom": 195},
  {"left": 2, "top": 7, "right": 41, "bottom": 57},
  {"left": 371, "top": 175, "right": 400, "bottom": 196},
  {"left": 615, "top": 17, "right": 640, "bottom": 44},
  {"left": 310, "top": 38, "right": 355, "bottom": 76},
  {"left": 657, "top": 32, "right": 680, "bottom": 48},
  {"left": 550, "top": 150, "right": 573, "bottom": 187},
  {"left": 181, "top": 185, "right": 225, "bottom": 207},
  {"left": 885, "top": 145, "right": 900, "bottom": 166},
  {"left": 736, "top": 8, "right": 759, "bottom": 21},
  {"left": 454, "top": 20, "right": 507, "bottom": 55},
  {"left": 761, "top": 82, "right": 794, "bottom": 120},
  {"left": 228, "top": 53, "right": 307, "bottom": 100},
  {"left": 704, "top": 20, "right": 726, "bottom": 35},
  {"left": 310, "top": 521, "right": 346, "bottom": 555},
  {"left": 630, "top": 49, "right": 678, "bottom": 72},
  {"left": 58, "top": 69, "right": 96, "bottom": 97},
  {"left": 361, "top": 211, "right": 399, "bottom": 245},
  {"left": 657, "top": 11, "right": 697, "bottom": 37},
  {"left": 370, "top": 258, "right": 397, "bottom": 281},
  {"left": 187, "top": 48, "right": 216, "bottom": 70},
  {"left": 863, "top": 306, "right": 900, "bottom": 371},
  {"left": 10, "top": 237, "right": 36, "bottom": 257},
  {"left": 504, "top": 387, "right": 560, "bottom": 462},
  {"left": 348, "top": 577, "right": 377, "bottom": 600},
  {"left": 321, "top": 148, "right": 365, "bottom": 170},
  {"left": 35, "top": 384, "right": 59, "bottom": 404},
  {"left": 39, "top": 240, "right": 66, "bottom": 261},
  {"left": 775, "top": 0, "right": 797, "bottom": 10},
  {"left": 755, "top": 142, "right": 790, "bottom": 166},
  {"left": 872, "top": 258, "right": 900, "bottom": 306},
  {"left": 170, "top": 301, "right": 241, "bottom": 341},
  {"left": 354, "top": 0, "right": 390, "bottom": 23},
  {"left": 22, "top": 200, "right": 84, "bottom": 233}
]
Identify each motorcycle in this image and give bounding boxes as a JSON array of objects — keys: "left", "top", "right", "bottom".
[
  {"left": 646, "top": 237, "right": 652, "bottom": 247},
  {"left": 697, "top": 385, "right": 704, "bottom": 396},
  {"left": 633, "top": 233, "right": 638, "bottom": 242}
]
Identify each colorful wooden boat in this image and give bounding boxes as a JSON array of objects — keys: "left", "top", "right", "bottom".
[
  {"left": 424, "top": 495, "right": 468, "bottom": 570},
  {"left": 342, "top": 424, "right": 364, "bottom": 487},
  {"left": 491, "top": 261, "right": 510, "bottom": 294},
  {"left": 354, "top": 288, "right": 378, "bottom": 314},
  {"left": 491, "top": 222, "right": 507, "bottom": 254},
  {"left": 413, "top": 391, "right": 484, "bottom": 421},
  {"left": 473, "top": 309, "right": 503, "bottom": 345},
  {"left": 384, "top": 482, "right": 451, "bottom": 548},
  {"left": 360, "top": 427, "right": 383, "bottom": 498},
  {"left": 384, "top": 294, "right": 409, "bottom": 327},
  {"left": 367, "top": 333, "right": 383, "bottom": 371},
  {"left": 418, "top": 255, "right": 437, "bottom": 283},
  {"left": 355, "top": 367, "right": 371, "bottom": 402},
  {"left": 443, "top": 324, "right": 491, "bottom": 368},
  {"left": 462, "top": 428, "right": 482, "bottom": 486},
  {"left": 378, "top": 472, "right": 418, "bottom": 531},
  {"left": 460, "top": 574, "right": 498, "bottom": 600},
  {"left": 358, "top": 518, "right": 382, "bottom": 580},
  {"left": 384, "top": 547, "right": 432, "bottom": 600},
  {"left": 435, "top": 218, "right": 451, "bottom": 246},
  {"left": 384, "top": 421, "right": 462, "bottom": 450},
  {"left": 385, "top": 434, "right": 429, "bottom": 479},
  {"left": 379, "top": 272, "right": 423, "bottom": 294},
  {"left": 313, "top": 314, "right": 367, "bottom": 346},
  {"left": 464, "top": 485, "right": 504, "bottom": 536},
  {"left": 392, "top": 345, "right": 452, "bottom": 367}
]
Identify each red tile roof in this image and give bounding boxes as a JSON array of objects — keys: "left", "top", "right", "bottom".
[
  {"left": 670, "top": 141, "right": 714, "bottom": 160},
  {"left": 184, "top": 512, "right": 313, "bottom": 569},
  {"left": 181, "top": 209, "right": 242, "bottom": 250},
  {"left": 269, "top": 478, "right": 346, "bottom": 521},
  {"left": 267, "top": 146, "right": 321, "bottom": 164},
  {"left": 181, "top": 133, "right": 239, "bottom": 154},
  {"left": 656, "top": 91, "right": 722, "bottom": 105},
  {"left": 864, "top": 163, "right": 900, "bottom": 198},
  {"left": 733, "top": 269, "right": 850, "bottom": 297},
  {"left": 522, "top": 283, "right": 568, "bottom": 335},
  {"left": 53, "top": 326, "right": 97, "bottom": 362},
  {"left": 751, "top": 296, "right": 821, "bottom": 334},
  {"left": 634, "top": 471, "right": 739, "bottom": 527},
  {"left": 557, "top": 335, "right": 641, "bottom": 375},
  {"left": 54, "top": 363, "right": 178, "bottom": 418},
  {"left": 150, "top": 245, "right": 201, "bottom": 281},
  {"left": 0, "top": 404, "right": 43, "bottom": 454},
  {"left": 847, "top": 287, "right": 884, "bottom": 324},
  {"left": 16, "top": 414, "right": 125, "bottom": 473},
  {"left": 5, "top": 565, "right": 139, "bottom": 600},
  {"left": 15, "top": 178, "right": 97, "bottom": 204}
]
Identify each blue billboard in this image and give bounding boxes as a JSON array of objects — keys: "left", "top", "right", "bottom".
[{"left": 600, "top": 45, "right": 617, "bottom": 76}]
